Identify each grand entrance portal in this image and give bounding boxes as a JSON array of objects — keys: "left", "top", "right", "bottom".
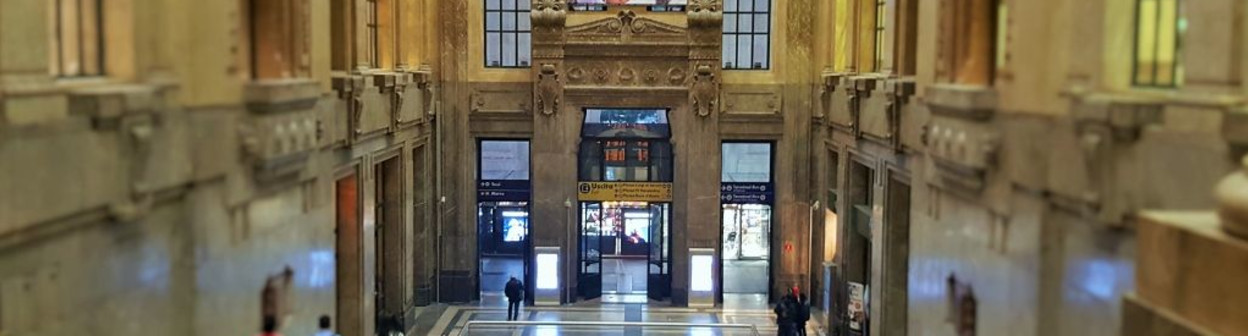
[
  {"left": 579, "top": 201, "right": 670, "bottom": 303},
  {"left": 576, "top": 108, "right": 674, "bottom": 303}
]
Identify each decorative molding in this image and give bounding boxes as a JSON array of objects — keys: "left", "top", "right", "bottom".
[
  {"left": 470, "top": 87, "right": 531, "bottom": 114},
  {"left": 925, "top": 84, "right": 998, "bottom": 121},
  {"left": 923, "top": 120, "right": 999, "bottom": 194},
  {"left": 1071, "top": 95, "right": 1164, "bottom": 143},
  {"left": 722, "top": 90, "right": 780, "bottom": 116},
  {"left": 535, "top": 63, "right": 562, "bottom": 116},
  {"left": 566, "top": 10, "right": 687, "bottom": 38},
  {"left": 690, "top": 64, "right": 718, "bottom": 117}
]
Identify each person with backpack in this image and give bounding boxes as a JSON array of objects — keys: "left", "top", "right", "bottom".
[{"left": 505, "top": 276, "right": 525, "bottom": 321}]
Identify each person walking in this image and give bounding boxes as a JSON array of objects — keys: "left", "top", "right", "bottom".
[
  {"left": 504, "top": 276, "right": 525, "bottom": 321},
  {"left": 313, "top": 315, "right": 339, "bottom": 336},
  {"left": 796, "top": 293, "right": 811, "bottom": 336}
]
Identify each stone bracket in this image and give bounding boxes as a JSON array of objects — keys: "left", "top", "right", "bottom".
[
  {"left": 1071, "top": 94, "right": 1164, "bottom": 143},
  {"left": 68, "top": 84, "right": 171, "bottom": 130},
  {"left": 924, "top": 118, "right": 999, "bottom": 195}
]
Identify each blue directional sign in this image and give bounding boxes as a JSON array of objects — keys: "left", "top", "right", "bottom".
[
  {"left": 720, "top": 182, "right": 774, "bottom": 204},
  {"left": 478, "top": 180, "right": 531, "bottom": 201}
]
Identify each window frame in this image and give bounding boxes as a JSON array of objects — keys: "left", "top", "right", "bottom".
[
  {"left": 484, "top": 0, "right": 532, "bottom": 68},
  {"left": 722, "top": 0, "right": 772, "bottom": 71},
  {"left": 50, "top": 0, "right": 105, "bottom": 78},
  {"left": 720, "top": 141, "right": 775, "bottom": 184},
  {"left": 1131, "top": 0, "right": 1183, "bottom": 88},
  {"left": 872, "top": 0, "right": 886, "bottom": 72}
]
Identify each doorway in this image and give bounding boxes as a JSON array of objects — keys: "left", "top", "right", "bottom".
[
  {"left": 843, "top": 161, "right": 875, "bottom": 336},
  {"left": 477, "top": 202, "right": 531, "bottom": 304},
  {"left": 335, "top": 173, "right": 362, "bottom": 336},
  {"left": 374, "top": 157, "right": 404, "bottom": 328},
  {"left": 475, "top": 139, "right": 533, "bottom": 305},
  {"left": 579, "top": 201, "right": 670, "bottom": 303},
  {"left": 721, "top": 204, "right": 772, "bottom": 299}
]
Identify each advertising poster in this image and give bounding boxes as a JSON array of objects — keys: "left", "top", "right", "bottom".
[{"left": 848, "top": 282, "right": 866, "bottom": 331}]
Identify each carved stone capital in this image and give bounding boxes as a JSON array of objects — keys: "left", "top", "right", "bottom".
[
  {"left": 531, "top": 0, "right": 567, "bottom": 34},
  {"left": 1217, "top": 155, "right": 1248, "bottom": 239}
]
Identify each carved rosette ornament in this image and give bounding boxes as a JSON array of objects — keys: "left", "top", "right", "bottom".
[
  {"left": 690, "top": 64, "right": 718, "bottom": 117},
  {"left": 536, "top": 63, "right": 561, "bottom": 116},
  {"left": 1216, "top": 155, "right": 1248, "bottom": 239}
]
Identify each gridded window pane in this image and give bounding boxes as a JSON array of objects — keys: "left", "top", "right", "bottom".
[
  {"left": 486, "top": 33, "right": 502, "bottom": 66},
  {"left": 485, "top": 0, "right": 531, "bottom": 68},
  {"left": 723, "top": 0, "right": 770, "bottom": 70},
  {"left": 502, "top": 33, "right": 517, "bottom": 67},
  {"left": 724, "top": 13, "right": 738, "bottom": 32},
  {"left": 753, "top": 36, "right": 769, "bottom": 69},
  {"left": 1133, "top": 0, "right": 1183, "bottom": 87},
  {"left": 518, "top": 33, "right": 532, "bottom": 66}
]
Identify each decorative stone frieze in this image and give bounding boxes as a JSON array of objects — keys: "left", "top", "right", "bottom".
[
  {"left": 923, "top": 84, "right": 1000, "bottom": 194},
  {"left": 241, "top": 78, "right": 322, "bottom": 183}
]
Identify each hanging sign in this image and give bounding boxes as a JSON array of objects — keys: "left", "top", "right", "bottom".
[
  {"left": 577, "top": 182, "right": 673, "bottom": 202},
  {"left": 720, "top": 182, "right": 775, "bottom": 204},
  {"left": 478, "top": 180, "right": 531, "bottom": 202}
]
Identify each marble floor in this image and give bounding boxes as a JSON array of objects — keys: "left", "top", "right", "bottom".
[
  {"left": 722, "top": 259, "right": 769, "bottom": 294},
  {"left": 419, "top": 301, "right": 823, "bottom": 336}
]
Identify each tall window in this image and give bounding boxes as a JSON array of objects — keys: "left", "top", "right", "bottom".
[
  {"left": 330, "top": 0, "right": 351, "bottom": 71},
  {"left": 485, "top": 0, "right": 532, "bottom": 68},
  {"left": 895, "top": 0, "right": 919, "bottom": 75},
  {"left": 366, "top": 0, "right": 379, "bottom": 68},
  {"left": 937, "top": 0, "right": 999, "bottom": 85},
  {"left": 249, "top": 0, "right": 311, "bottom": 79},
  {"left": 873, "top": 0, "right": 886, "bottom": 72},
  {"left": 722, "top": 0, "right": 771, "bottom": 70},
  {"left": 1133, "top": 0, "right": 1183, "bottom": 87},
  {"left": 49, "top": 0, "right": 104, "bottom": 77}
]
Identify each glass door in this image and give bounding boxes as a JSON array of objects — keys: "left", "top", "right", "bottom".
[
  {"left": 647, "top": 203, "right": 671, "bottom": 301},
  {"left": 579, "top": 202, "right": 603, "bottom": 300}
]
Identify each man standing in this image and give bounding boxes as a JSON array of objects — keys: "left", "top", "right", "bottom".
[
  {"left": 313, "top": 315, "right": 339, "bottom": 336},
  {"left": 796, "top": 293, "right": 811, "bottom": 336},
  {"left": 504, "top": 276, "right": 525, "bottom": 321},
  {"left": 775, "top": 287, "right": 799, "bottom": 336}
]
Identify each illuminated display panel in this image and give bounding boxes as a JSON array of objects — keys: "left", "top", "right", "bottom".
[
  {"left": 536, "top": 253, "right": 560, "bottom": 289},
  {"left": 690, "top": 254, "right": 714, "bottom": 291}
]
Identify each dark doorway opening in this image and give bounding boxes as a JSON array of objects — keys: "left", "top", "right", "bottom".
[
  {"left": 335, "top": 173, "right": 362, "bottom": 336},
  {"left": 842, "top": 160, "right": 875, "bottom": 336},
  {"left": 475, "top": 139, "right": 533, "bottom": 306},
  {"left": 375, "top": 157, "right": 405, "bottom": 329}
]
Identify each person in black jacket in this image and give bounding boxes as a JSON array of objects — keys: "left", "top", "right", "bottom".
[
  {"left": 504, "top": 277, "right": 524, "bottom": 321},
  {"left": 775, "top": 287, "right": 800, "bottom": 336},
  {"left": 796, "top": 293, "right": 811, "bottom": 336}
]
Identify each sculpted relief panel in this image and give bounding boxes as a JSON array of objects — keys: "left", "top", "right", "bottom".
[{"left": 563, "top": 60, "right": 690, "bottom": 88}]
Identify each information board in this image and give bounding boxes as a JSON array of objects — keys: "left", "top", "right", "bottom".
[{"left": 577, "top": 182, "right": 673, "bottom": 202}]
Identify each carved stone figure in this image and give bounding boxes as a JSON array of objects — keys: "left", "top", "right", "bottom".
[
  {"left": 690, "top": 64, "right": 718, "bottom": 117},
  {"left": 536, "top": 63, "right": 561, "bottom": 116}
]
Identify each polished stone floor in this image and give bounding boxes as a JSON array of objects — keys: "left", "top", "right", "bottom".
[
  {"left": 420, "top": 299, "right": 823, "bottom": 336},
  {"left": 723, "top": 259, "right": 769, "bottom": 294}
]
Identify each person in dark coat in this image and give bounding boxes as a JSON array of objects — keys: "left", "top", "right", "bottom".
[
  {"left": 775, "top": 287, "right": 800, "bottom": 336},
  {"left": 504, "top": 276, "right": 525, "bottom": 321},
  {"left": 796, "top": 293, "right": 811, "bottom": 336}
]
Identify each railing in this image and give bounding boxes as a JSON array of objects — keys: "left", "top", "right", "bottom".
[{"left": 458, "top": 320, "right": 763, "bottom": 336}]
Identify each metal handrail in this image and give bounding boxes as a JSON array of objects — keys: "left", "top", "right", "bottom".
[{"left": 458, "top": 320, "right": 762, "bottom": 336}]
